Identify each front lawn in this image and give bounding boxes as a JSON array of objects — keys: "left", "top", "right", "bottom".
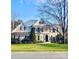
[{"left": 11, "top": 43, "right": 68, "bottom": 52}]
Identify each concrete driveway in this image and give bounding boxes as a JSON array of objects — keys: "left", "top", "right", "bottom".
[{"left": 11, "top": 52, "right": 68, "bottom": 59}]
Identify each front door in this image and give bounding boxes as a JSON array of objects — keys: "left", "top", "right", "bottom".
[{"left": 45, "top": 35, "right": 48, "bottom": 42}]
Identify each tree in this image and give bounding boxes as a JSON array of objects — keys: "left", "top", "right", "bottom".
[
  {"left": 21, "top": 36, "right": 33, "bottom": 44},
  {"left": 50, "top": 36, "right": 56, "bottom": 43},
  {"left": 38, "top": 0, "right": 68, "bottom": 43},
  {"left": 56, "top": 34, "right": 64, "bottom": 44},
  {"left": 29, "top": 27, "right": 36, "bottom": 43},
  {"left": 11, "top": 11, "right": 23, "bottom": 31},
  {"left": 11, "top": 35, "right": 20, "bottom": 44}
]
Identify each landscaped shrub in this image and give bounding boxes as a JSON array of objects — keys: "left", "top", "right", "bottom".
[
  {"left": 50, "top": 36, "right": 56, "bottom": 43},
  {"left": 11, "top": 35, "right": 20, "bottom": 44},
  {"left": 21, "top": 38, "right": 32, "bottom": 44},
  {"left": 17, "top": 38, "right": 20, "bottom": 44},
  {"left": 11, "top": 38, "right": 20, "bottom": 44},
  {"left": 56, "top": 34, "right": 64, "bottom": 44},
  {"left": 11, "top": 38, "right": 15, "bottom": 44},
  {"left": 50, "top": 37, "right": 56, "bottom": 43},
  {"left": 36, "top": 41, "right": 43, "bottom": 43},
  {"left": 64, "top": 39, "right": 68, "bottom": 44}
]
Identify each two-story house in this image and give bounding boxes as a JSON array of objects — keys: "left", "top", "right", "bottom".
[{"left": 11, "top": 19, "right": 60, "bottom": 43}]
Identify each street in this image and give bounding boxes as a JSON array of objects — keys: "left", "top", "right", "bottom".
[{"left": 12, "top": 52, "right": 68, "bottom": 59}]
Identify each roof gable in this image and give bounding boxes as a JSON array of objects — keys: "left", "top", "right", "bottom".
[{"left": 33, "top": 19, "right": 53, "bottom": 27}]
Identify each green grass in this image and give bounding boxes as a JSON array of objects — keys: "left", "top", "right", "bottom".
[{"left": 11, "top": 43, "right": 68, "bottom": 52}]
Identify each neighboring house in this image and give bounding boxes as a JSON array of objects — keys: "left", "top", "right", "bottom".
[
  {"left": 11, "top": 20, "right": 23, "bottom": 31},
  {"left": 11, "top": 19, "right": 60, "bottom": 43}
]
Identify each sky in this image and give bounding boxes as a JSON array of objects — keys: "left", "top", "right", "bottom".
[{"left": 11, "top": 0, "right": 57, "bottom": 23}]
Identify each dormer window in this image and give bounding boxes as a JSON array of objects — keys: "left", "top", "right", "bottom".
[
  {"left": 39, "top": 18, "right": 44, "bottom": 24},
  {"left": 39, "top": 21, "right": 44, "bottom": 24}
]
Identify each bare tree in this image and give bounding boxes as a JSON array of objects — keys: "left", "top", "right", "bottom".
[
  {"left": 11, "top": 11, "right": 23, "bottom": 31},
  {"left": 38, "top": 0, "right": 68, "bottom": 43}
]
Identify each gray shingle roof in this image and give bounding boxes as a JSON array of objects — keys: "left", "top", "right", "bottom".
[
  {"left": 12, "top": 19, "right": 56, "bottom": 33},
  {"left": 43, "top": 20, "right": 53, "bottom": 26},
  {"left": 24, "top": 19, "right": 53, "bottom": 27},
  {"left": 24, "top": 20, "right": 38, "bottom": 27}
]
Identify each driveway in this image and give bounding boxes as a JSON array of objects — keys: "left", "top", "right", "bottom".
[{"left": 11, "top": 52, "right": 68, "bottom": 59}]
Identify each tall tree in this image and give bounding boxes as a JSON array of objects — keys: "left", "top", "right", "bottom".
[
  {"left": 29, "top": 27, "right": 36, "bottom": 43},
  {"left": 38, "top": 0, "right": 68, "bottom": 43}
]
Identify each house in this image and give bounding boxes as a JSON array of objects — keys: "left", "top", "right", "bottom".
[
  {"left": 11, "top": 20, "right": 23, "bottom": 31},
  {"left": 11, "top": 19, "right": 60, "bottom": 43}
]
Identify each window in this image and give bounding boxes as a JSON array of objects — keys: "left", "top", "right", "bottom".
[
  {"left": 41, "top": 28, "right": 43, "bottom": 32},
  {"left": 36, "top": 28, "right": 43, "bottom": 32},
  {"left": 53, "top": 28, "right": 55, "bottom": 32},
  {"left": 25, "top": 36, "right": 27, "bottom": 38},
  {"left": 24, "top": 27, "right": 26, "bottom": 30},
  {"left": 38, "top": 36, "right": 40, "bottom": 40},
  {"left": 39, "top": 21, "right": 44, "bottom": 24},
  {"left": 37, "top": 28, "right": 40, "bottom": 32}
]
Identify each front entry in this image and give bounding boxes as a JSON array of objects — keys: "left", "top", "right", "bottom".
[{"left": 45, "top": 35, "right": 48, "bottom": 42}]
